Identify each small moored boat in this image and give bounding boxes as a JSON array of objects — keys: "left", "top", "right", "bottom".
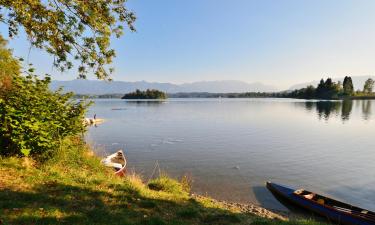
[
  {"left": 266, "top": 182, "right": 375, "bottom": 225},
  {"left": 101, "top": 150, "right": 127, "bottom": 177},
  {"left": 83, "top": 118, "right": 105, "bottom": 126}
]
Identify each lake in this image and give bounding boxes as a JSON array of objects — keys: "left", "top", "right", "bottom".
[{"left": 86, "top": 98, "right": 375, "bottom": 214}]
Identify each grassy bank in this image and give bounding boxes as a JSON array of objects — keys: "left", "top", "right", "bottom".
[{"left": 0, "top": 137, "right": 326, "bottom": 225}]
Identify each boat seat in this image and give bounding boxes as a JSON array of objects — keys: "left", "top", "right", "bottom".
[
  {"left": 294, "top": 189, "right": 304, "bottom": 194},
  {"left": 317, "top": 198, "right": 325, "bottom": 204}
]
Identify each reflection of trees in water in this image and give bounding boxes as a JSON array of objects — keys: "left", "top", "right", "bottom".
[
  {"left": 362, "top": 100, "right": 372, "bottom": 120},
  {"left": 341, "top": 100, "right": 353, "bottom": 121},
  {"left": 124, "top": 100, "right": 165, "bottom": 106},
  {"left": 315, "top": 101, "right": 341, "bottom": 120},
  {"left": 302, "top": 100, "right": 373, "bottom": 121},
  {"left": 304, "top": 102, "right": 314, "bottom": 112}
]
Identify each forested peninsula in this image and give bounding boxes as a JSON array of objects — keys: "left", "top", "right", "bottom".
[{"left": 283, "top": 76, "right": 375, "bottom": 99}]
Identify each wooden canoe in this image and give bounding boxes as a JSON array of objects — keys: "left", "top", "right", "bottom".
[{"left": 266, "top": 181, "right": 375, "bottom": 225}]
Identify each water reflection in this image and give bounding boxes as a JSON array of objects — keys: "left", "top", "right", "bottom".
[
  {"left": 315, "top": 101, "right": 341, "bottom": 120},
  {"left": 88, "top": 98, "right": 375, "bottom": 212},
  {"left": 299, "top": 100, "right": 373, "bottom": 121},
  {"left": 362, "top": 100, "right": 372, "bottom": 120},
  {"left": 124, "top": 100, "right": 166, "bottom": 105}
]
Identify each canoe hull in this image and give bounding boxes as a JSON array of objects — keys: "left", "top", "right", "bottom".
[
  {"left": 266, "top": 182, "right": 375, "bottom": 225},
  {"left": 101, "top": 150, "right": 127, "bottom": 177}
]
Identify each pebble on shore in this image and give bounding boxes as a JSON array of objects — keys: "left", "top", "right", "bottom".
[{"left": 191, "top": 194, "right": 288, "bottom": 221}]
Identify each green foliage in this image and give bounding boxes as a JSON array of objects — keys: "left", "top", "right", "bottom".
[
  {"left": 0, "top": 74, "right": 89, "bottom": 159},
  {"left": 315, "top": 78, "right": 342, "bottom": 99},
  {"left": 287, "top": 85, "right": 316, "bottom": 99},
  {"left": 1, "top": 0, "right": 136, "bottom": 80},
  {"left": 0, "top": 137, "right": 330, "bottom": 225},
  {"left": 363, "top": 78, "right": 374, "bottom": 93},
  {"left": 148, "top": 175, "right": 186, "bottom": 196},
  {"left": 343, "top": 76, "right": 354, "bottom": 95},
  {"left": 285, "top": 77, "right": 357, "bottom": 99},
  {"left": 180, "top": 173, "right": 192, "bottom": 193},
  {"left": 122, "top": 89, "right": 168, "bottom": 99},
  {"left": 0, "top": 40, "right": 89, "bottom": 159},
  {"left": 0, "top": 37, "right": 20, "bottom": 96},
  {"left": 285, "top": 76, "right": 375, "bottom": 99}
]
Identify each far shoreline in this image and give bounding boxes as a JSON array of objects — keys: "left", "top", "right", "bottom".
[{"left": 75, "top": 93, "right": 375, "bottom": 100}]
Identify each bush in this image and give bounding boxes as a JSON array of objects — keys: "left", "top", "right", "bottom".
[
  {"left": 0, "top": 38, "right": 89, "bottom": 159},
  {"left": 148, "top": 175, "right": 186, "bottom": 195}
]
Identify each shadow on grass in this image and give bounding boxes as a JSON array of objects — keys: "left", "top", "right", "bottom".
[{"left": 0, "top": 181, "right": 248, "bottom": 225}]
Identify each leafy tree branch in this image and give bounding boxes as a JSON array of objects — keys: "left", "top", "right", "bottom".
[{"left": 0, "top": 0, "right": 136, "bottom": 80}]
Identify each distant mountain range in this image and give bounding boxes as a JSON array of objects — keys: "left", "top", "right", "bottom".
[
  {"left": 289, "top": 76, "right": 375, "bottom": 91},
  {"left": 50, "top": 75, "right": 375, "bottom": 94},
  {"left": 50, "top": 80, "right": 278, "bottom": 94}
]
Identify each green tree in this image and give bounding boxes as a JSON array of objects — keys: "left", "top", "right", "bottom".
[
  {"left": 122, "top": 89, "right": 167, "bottom": 99},
  {"left": 324, "top": 78, "right": 333, "bottom": 89},
  {"left": 315, "top": 78, "right": 338, "bottom": 99},
  {"left": 343, "top": 76, "right": 354, "bottom": 96},
  {"left": 0, "top": 39, "right": 89, "bottom": 159},
  {"left": 363, "top": 78, "right": 374, "bottom": 93},
  {"left": 316, "top": 79, "right": 326, "bottom": 97},
  {"left": 0, "top": 37, "right": 20, "bottom": 96},
  {"left": 303, "top": 85, "right": 316, "bottom": 99},
  {"left": 317, "top": 79, "right": 325, "bottom": 89},
  {"left": 335, "top": 81, "right": 343, "bottom": 92},
  {"left": 0, "top": 0, "right": 136, "bottom": 80}
]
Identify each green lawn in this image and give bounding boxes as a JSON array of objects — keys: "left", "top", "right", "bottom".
[{"left": 0, "top": 137, "right": 327, "bottom": 225}]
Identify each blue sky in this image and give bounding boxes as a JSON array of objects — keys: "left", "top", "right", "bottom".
[{"left": 2, "top": 0, "right": 375, "bottom": 89}]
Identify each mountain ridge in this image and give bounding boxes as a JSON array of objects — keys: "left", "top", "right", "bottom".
[{"left": 50, "top": 79, "right": 278, "bottom": 94}]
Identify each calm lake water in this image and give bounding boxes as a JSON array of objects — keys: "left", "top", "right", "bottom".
[{"left": 86, "top": 98, "right": 375, "bottom": 213}]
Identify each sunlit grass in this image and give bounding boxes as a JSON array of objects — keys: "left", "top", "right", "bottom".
[{"left": 0, "top": 137, "right": 327, "bottom": 225}]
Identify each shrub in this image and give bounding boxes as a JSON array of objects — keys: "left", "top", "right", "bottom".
[
  {"left": 0, "top": 38, "right": 89, "bottom": 159},
  {"left": 148, "top": 175, "right": 185, "bottom": 195},
  {"left": 180, "top": 173, "right": 193, "bottom": 193}
]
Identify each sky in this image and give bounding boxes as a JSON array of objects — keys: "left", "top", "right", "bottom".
[{"left": 2, "top": 0, "right": 375, "bottom": 89}]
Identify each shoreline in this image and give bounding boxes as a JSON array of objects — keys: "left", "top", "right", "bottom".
[
  {"left": 191, "top": 193, "right": 288, "bottom": 221},
  {"left": 99, "top": 145, "right": 290, "bottom": 221},
  {"left": 0, "top": 137, "right": 328, "bottom": 224},
  {"left": 75, "top": 93, "right": 375, "bottom": 100}
]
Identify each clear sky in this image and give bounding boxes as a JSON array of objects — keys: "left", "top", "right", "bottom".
[{"left": 2, "top": 0, "right": 375, "bottom": 89}]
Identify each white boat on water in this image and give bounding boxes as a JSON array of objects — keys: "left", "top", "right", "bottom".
[{"left": 83, "top": 118, "right": 104, "bottom": 126}]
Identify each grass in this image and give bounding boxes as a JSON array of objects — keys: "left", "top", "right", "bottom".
[
  {"left": 0, "top": 136, "right": 327, "bottom": 225},
  {"left": 148, "top": 175, "right": 186, "bottom": 196}
]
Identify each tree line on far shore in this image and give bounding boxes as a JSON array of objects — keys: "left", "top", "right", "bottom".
[
  {"left": 122, "top": 89, "right": 167, "bottom": 99},
  {"left": 284, "top": 76, "right": 374, "bottom": 99},
  {"left": 76, "top": 77, "right": 375, "bottom": 100}
]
